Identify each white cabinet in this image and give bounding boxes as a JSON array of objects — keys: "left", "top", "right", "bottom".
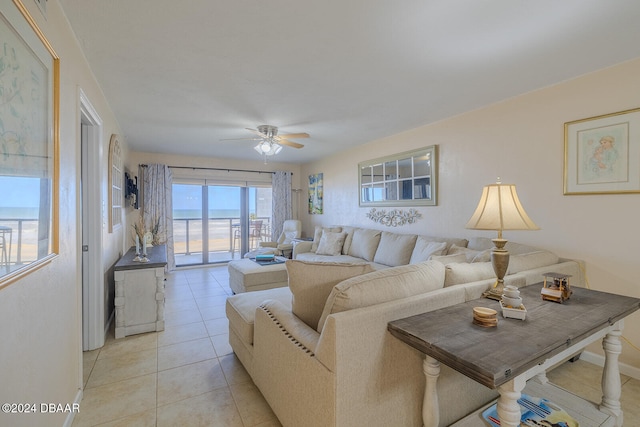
[{"left": 114, "top": 245, "right": 167, "bottom": 339}]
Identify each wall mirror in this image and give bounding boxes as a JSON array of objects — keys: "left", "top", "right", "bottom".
[{"left": 359, "top": 145, "right": 437, "bottom": 207}]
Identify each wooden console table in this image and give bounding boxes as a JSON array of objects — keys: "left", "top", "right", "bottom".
[
  {"left": 114, "top": 245, "right": 167, "bottom": 339},
  {"left": 388, "top": 284, "right": 640, "bottom": 427}
]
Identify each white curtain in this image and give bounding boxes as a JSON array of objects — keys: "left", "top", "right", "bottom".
[
  {"left": 142, "top": 164, "right": 175, "bottom": 270},
  {"left": 271, "top": 171, "right": 292, "bottom": 240}
]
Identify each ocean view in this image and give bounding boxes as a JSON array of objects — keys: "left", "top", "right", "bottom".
[{"left": 173, "top": 209, "right": 242, "bottom": 219}]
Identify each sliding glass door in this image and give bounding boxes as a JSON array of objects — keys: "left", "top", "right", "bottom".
[{"left": 173, "top": 183, "right": 272, "bottom": 266}]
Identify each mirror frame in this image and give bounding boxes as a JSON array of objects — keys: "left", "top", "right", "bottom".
[{"left": 358, "top": 145, "right": 437, "bottom": 207}]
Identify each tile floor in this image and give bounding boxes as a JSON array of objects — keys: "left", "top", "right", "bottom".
[
  {"left": 74, "top": 265, "right": 640, "bottom": 426},
  {"left": 73, "top": 265, "right": 281, "bottom": 427}
]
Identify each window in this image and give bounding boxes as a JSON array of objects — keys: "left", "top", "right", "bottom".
[{"left": 359, "top": 145, "right": 437, "bottom": 206}]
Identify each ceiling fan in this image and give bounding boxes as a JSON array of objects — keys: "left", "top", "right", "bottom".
[{"left": 221, "top": 125, "right": 310, "bottom": 162}]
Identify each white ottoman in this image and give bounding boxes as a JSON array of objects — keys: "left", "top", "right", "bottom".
[{"left": 228, "top": 258, "right": 289, "bottom": 294}]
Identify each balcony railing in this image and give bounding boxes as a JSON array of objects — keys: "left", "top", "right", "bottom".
[
  {"left": 172, "top": 216, "right": 271, "bottom": 263},
  {"left": 0, "top": 218, "right": 39, "bottom": 273}
]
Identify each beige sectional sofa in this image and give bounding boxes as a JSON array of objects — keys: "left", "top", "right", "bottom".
[{"left": 226, "top": 226, "right": 584, "bottom": 426}]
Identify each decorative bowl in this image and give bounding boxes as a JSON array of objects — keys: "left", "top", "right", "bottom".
[
  {"left": 501, "top": 295, "right": 523, "bottom": 307},
  {"left": 502, "top": 286, "right": 520, "bottom": 299},
  {"left": 500, "top": 300, "right": 527, "bottom": 320}
]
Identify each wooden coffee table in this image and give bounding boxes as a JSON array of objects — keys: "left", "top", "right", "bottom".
[{"left": 388, "top": 284, "right": 640, "bottom": 427}]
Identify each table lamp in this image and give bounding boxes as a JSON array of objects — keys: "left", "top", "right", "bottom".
[{"left": 465, "top": 181, "right": 539, "bottom": 300}]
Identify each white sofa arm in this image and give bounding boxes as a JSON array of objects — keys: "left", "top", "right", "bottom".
[
  {"left": 257, "top": 299, "right": 321, "bottom": 353},
  {"left": 292, "top": 240, "right": 313, "bottom": 259}
]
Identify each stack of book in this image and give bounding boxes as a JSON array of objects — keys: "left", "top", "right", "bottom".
[
  {"left": 255, "top": 254, "right": 275, "bottom": 262},
  {"left": 482, "top": 394, "right": 578, "bottom": 427}
]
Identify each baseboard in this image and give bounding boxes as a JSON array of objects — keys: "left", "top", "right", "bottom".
[
  {"left": 581, "top": 350, "right": 640, "bottom": 380},
  {"left": 63, "top": 389, "right": 83, "bottom": 427}
]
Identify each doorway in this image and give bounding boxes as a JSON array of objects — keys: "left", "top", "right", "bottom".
[
  {"left": 173, "top": 183, "right": 272, "bottom": 266},
  {"left": 80, "top": 90, "right": 104, "bottom": 351}
]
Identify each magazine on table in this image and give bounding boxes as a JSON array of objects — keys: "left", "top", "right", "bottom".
[{"left": 482, "top": 394, "right": 579, "bottom": 427}]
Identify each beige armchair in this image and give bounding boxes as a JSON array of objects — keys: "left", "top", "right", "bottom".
[{"left": 259, "top": 219, "right": 301, "bottom": 257}]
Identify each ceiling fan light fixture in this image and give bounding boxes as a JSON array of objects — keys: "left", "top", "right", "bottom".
[
  {"left": 260, "top": 141, "right": 272, "bottom": 153},
  {"left": 254, "top": 141, "right": 282, "bottom": 157}
]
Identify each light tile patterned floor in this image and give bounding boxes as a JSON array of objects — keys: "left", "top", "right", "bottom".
[
  {"left": 73, "top": 265, "right": 281, "bottom": 427},
  {"left": 74, "top": 264, "right": 640, "bottom": 426}
]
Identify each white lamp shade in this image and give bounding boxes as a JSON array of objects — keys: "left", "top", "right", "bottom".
[{"left": 465, "top": 184, "right": 539, "bottom": 232}]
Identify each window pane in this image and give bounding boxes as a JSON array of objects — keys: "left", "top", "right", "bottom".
[
  {"left": 372, "top": 183, "right": 385, "bottom": 201},
  {"left": 400, "top": 179, "right": 413, "bottom": 200},
  {"left": 413, "top": 154, "right": 431, "bottom": 177},
  {"left": 360, "top": 166, "right": 372, "bottom": 184},
  {"left": 172, "top": 184, "right": 203, "bottom": 265},
  {"left": 372, "top": 163, "right": 384, "bottom": 183},
  {"left": 398, "top": 158, "right": 412, "bottom": 179},
  {"left": 384, "top": 161, "right": 397, "bottom": 179},
  {"left": 0, "top": 176, "right": 49, "bottom": 276},
  {"left": 414, "top": 177, "right": 431, "bottom": 199},
  {"left": 384, "top": 181, "right": 398, "bottom": 201}
]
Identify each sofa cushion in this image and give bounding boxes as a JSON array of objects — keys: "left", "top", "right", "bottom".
[
  {"left": 431, "top": 253, "right": 468, "bottom": 265},
  {"left": 347, "top": 228, "right": 382, "bottom": 261},
  {"left": 444, "top": 262, "right": 496, "bottom": 287},
  {"left": 316, "top": 231, "right": 347, "bottom": 256},
  {"left": 409, "top": 238, "right": 447, "bottom": 264},
  {"left": 448, "top": 244, "right": 491, "bottom": 262},
  {"left": 226, "top": 286, "right": 293, "bottom": 345},
  {"left": 317, "top": 261, "right": 445, "bottom": 332},
  {"left": 287, "top": 260, "right": 374, "bottom": 330},
  {"left": 467, "top": 237, "right": 540, "bottom": 255},
  {"left": 508, "top": 251, "right": 559, "bottom": 273},
  {"left": 311, "top": 226, "right": 342, "bottom": 252},
  {"left": 295, "top": 253, "right": 366, "bottom": 264},
  {"left": 373, "top": 232, "right": 418, "bottom": 267}
]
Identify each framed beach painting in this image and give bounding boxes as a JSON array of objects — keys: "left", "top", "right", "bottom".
[
  {"left": 0, "top": 0, "right": 59, "bottom": 287},
  {"left": 308, "top": 173, "right": 323, "bottom": 214},
  {"left": 564, "top": 108, "right": 640, "bottom": 195}
]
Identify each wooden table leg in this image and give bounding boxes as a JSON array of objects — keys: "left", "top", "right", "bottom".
[
  {"left": 496, "top": 376, "right": 526, "bottom": 427},
  {"left": 423, "top": 356, "right": 440, "bottom": 427},
  {"left": 600, "top": 321, "right": 624, "bottom": 426}
]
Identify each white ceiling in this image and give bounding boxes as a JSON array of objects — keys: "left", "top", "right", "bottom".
[{"left": 58, "top": 0, "right": 640, "bottom": 164}]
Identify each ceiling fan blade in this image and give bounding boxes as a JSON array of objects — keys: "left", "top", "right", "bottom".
[
  {"left": 278, "top": 139, "right": 304, "bottom": 149},
  {"left": 277, "top": 132, "right": 310, "bottom": 139},
  {"left": 219, "top": 137, "right": 261, "bottom": 142},
  {"left": 246, "top": 127, "right": 267, "bottom": 138}
]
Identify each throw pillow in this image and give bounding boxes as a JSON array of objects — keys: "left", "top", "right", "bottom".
[
  {"left": 286, "top": 260, "right": 373, "bottom": 330},
  {"left": 315, "top": 231, "right": 347, "bottom": 256},
  {"left": 317, "top": 261, "right": 446, "bottom": 332},
  {"left": 373, "top": 232, "right": 418, "bottom": 267},
  {"left": 347, "top": 228, "right": 382, "bottom": 261},
  {"left": 311, "top": 226, "right": 342, "bottom": 252},
  {"left": 409, "top": 238, "right": 447, "bottom": 264}
]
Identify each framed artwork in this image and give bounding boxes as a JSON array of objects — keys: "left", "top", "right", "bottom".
[
  {"left": 308, "top": 173, "right": 323, "bottom": 214},
  {"left": 0, "top": 0, "right": 59, "bottom": 287},
  {"left": 564, "top": 108, "right": 640, "bottom": 195}
]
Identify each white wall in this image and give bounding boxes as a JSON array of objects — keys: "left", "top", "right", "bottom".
[
  {"left": 300, "top": 58, "right": 640, "bottom": 370},
  {"left": 0, "top": 1, "right": 125, "bottom": 425}
]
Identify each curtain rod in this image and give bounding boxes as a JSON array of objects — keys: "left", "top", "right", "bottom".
[{"left": 139, "top": 164, "right": 292, "bottom": 175}]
